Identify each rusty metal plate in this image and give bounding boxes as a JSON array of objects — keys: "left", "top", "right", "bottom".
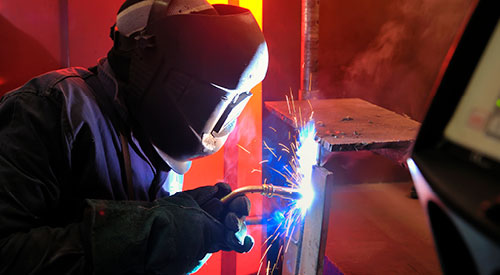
[{"left": 265, "top": 98, "right": 421, "bottom": 153}]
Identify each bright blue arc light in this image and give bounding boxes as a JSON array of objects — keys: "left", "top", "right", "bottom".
[{"left": 295, "top": 121, "right": 317, "bottom": 214}]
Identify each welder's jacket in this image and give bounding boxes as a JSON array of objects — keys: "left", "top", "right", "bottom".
[{"left": 0, "top": 60, "right": 204, "bottom": 274}]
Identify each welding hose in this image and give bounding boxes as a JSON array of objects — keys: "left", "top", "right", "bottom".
[
  {"left": 220, "top": 184, "right": 303, "bottom": 227},
  {"left": 220, "top": 184, "right": 302, "bottom": 204}
]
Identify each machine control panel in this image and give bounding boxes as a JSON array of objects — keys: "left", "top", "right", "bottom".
[{"left": 444, "top": 19, "right": 500, "bottom": 162}]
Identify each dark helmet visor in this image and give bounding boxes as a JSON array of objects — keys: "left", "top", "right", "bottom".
[{"left": 130, "top": 4, "right": 268, "bottom": 161}]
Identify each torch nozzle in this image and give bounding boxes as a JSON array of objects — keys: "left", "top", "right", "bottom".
[{"left": 220, "top": 184, "right": 303, "bottom": 203}]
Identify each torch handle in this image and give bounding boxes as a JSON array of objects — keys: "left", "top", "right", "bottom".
[
  {"left": 220, "top": 185, "right": 266, "bottom": 203},
  {"left": 220, "top": 184, "right": 302, "bottom": 203}
]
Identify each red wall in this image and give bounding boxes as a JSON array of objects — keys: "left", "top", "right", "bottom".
[
  {"left": 0, "top": 0, "right": 62, "bottom": 94},
  {"left": 67, "top": 1, "right": 123, "bottom": 68},
  {"left": 0, "top": 0, "right": 122, "bottom": 95},
  {"left": 262, "top": 0, "right": 302, "bottom": 101}
]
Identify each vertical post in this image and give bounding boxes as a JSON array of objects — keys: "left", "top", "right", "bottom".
[
  {"left": 299, "top": 0, "right": 320, "bottom": 100},
  {"left": 59, "top": 0, "right": 70, "bottom": 68}
]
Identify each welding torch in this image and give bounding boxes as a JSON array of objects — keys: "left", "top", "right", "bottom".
[{"left": 220, "top": 184, "right": 303, "bottom": 204}]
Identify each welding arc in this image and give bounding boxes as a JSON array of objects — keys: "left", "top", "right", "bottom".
[{"left": 220, "top": 184, "right": 303, "bottom": 203}]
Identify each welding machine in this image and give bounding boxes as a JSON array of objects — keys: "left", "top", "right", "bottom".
[{"left": 407, "top": 0, "right": 500, "bottom": 274}]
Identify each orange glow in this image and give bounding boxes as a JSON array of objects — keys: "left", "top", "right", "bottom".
[
  {"left": 236, "top": 81, "right": 263, "bottom": 275},
  {"left": 186, "top": 1, "right": 264, "bottom": 274},
  {"left": 207, "top": 0, "right": 228, "bottom": 4},
  {"left": 234, "top": 1, "right": 263, "bottom": 274},
  {"left": 239, "top": 0, "right": 263, "bottom": 29},
  {"left": 234, "top": 2, "right": 264, "bottom": 275}
]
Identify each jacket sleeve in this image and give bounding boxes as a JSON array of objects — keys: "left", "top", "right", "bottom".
[
  {"left": 0, "top": 90, "right": 92, "bottom": 274},
  {"left": 0, "top": 89, "right": 97, "bottom": 274},
  {"left": 0, "top": 89, "right": 213, "bottom": 274}
]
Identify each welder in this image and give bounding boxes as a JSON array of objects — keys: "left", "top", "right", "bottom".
[{"left": 0, "top": 0, "right": 268, "bottom": 274}]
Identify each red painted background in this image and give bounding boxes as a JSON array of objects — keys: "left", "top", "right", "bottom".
[{"left": 0, "top": 0, "right": 62, "bottom": 93}]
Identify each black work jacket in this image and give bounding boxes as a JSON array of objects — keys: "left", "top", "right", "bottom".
[{"left": 0, "top": 60, "right": 171, "bottom": 273}]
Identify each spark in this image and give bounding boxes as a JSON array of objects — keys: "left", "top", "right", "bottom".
[
  {"left": 299, "top": 107, "right": 303, "bottom": 128},
  {"left": 259, "top": 244, "right": 274, "bottom": 272},
  {"left": 258, "top": 261, "right": 264, "bottom": 275},
  {"left": 269, "top": 167, "right": 294, "bottom": 186},
  {"left": 282, "top": 166, "right": 294, "bottom": 179},
  {"left": 290, "top": 92, "right": 299, "bottom": 128},
  {"left": 286, "top": 94, "right": 291, "bottom": 115},
  {"left": 269, "top": 126, "right": 277, "bottom": 132},
  {"left": 290, "top": 93, "right": 296, "bottom": 115},
  {"left": 251, "top": 169, "right": 262, "bottom": 174},
  {"left": 257, "top": 92, "right": 319, "bottom": 274},
  {"left": 264, "top": 222, "right": 283, "bottom": 245},
  {"left": 307, "top": 99, "right": 313, "bottom": 112},
  {"left": 263, "top": 140, "right": 277, "bottom": 158},
  {"left": 307, "top": 100, "right": 314, "bottom": 121},
  {"left": 237, "top": 144, "right": 251, "bottom": 154},
  {"left": 272, "top": 245, "right": 284, "bottom": 273},
  {"left": 284, "top": 216, "right": 297, "bottom": 253},
  {"left": 258, "top": 120, "right": 318, "bottom": 274},
  {"left": 278, "top": 143, "right": 290, "bottom": 154}
]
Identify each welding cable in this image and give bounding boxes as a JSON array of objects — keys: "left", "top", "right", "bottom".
[{"left": 220, "top": 184, "right": 303, "bottom": 204}]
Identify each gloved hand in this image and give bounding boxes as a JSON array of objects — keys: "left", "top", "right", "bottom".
[
  {"left": 86, "top": 190, "right": 251, "bottom": 274},
  {"left": 183, "top": 182, "right": 254, "bottom": 253}
]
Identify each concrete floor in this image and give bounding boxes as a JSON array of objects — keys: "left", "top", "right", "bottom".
[{"left": 324, "top": 182, "right": 442, "bottom": 275}]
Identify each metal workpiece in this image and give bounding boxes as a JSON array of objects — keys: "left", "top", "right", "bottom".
[
  {"left": 220, "top": 184, "right": 303, "bottom": 204},
  {"left": 265, "top": 98, "right": 420, "bottom": 165},
  {"left": 283, "top": 165, "right": 333, "bottom": 275}
]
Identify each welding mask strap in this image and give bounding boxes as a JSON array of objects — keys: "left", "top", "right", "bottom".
[{"left": 120, "top": 134, "right": 135, "bottom": 200}]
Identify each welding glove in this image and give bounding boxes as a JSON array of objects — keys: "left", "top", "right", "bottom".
[
  {"left": 85, "top": 188, "right": 252, "bottom": 274},
  {"left": 183, "top": 182, "right": 254, "bottom": 253}
]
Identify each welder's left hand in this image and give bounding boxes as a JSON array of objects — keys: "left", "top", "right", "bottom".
[{"left": 184, "top": 182, "right": 254, "bottom": 253}]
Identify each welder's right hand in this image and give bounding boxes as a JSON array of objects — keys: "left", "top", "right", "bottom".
[
  {"left": 183, "top": 182, "right": 254, "bottom": 253},
  {"left": 86, "top": 191, "right": 250, "bottom": 274}
]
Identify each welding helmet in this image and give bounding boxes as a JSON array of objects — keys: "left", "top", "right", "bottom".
[{"left": 108, "top": 0, "right": 268, "bottom": 166}]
